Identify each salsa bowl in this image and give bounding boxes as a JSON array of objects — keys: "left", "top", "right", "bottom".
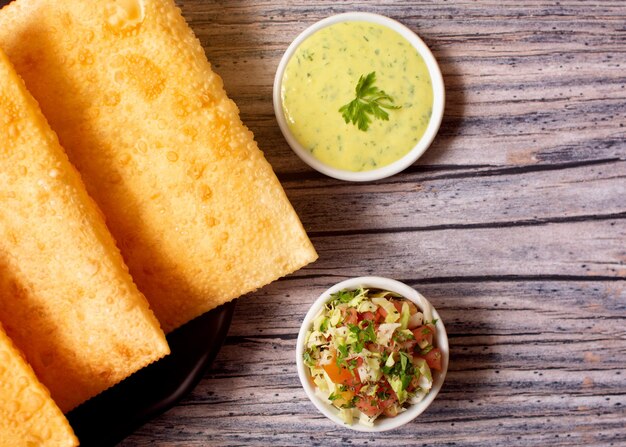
[{"left": 296, "top": 277, "right": 449, "bottom": 431}]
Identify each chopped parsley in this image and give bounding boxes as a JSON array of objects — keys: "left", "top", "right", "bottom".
[
  {"left": 348, "top": 321, "right": 377, "bottom": 353},
  {"left": 319, "top": 317, "right": 329, "bottom": 332},
  {"left": 420, "top": 345, "right": 434, "bottom": 355},
  {"left": 377, "top": 391, "right": 390, "bottom": 400},
  {"left": 330, "top": 289, "right": 358, "bottom": 305},
  {"left": 336, "top": 344, "right": 349, "bottom": 366},
  {"left": 303, "top": 350, "right": 313, "bottom": 366},
  {"left": 382, "top": 352, "right": 417, "bottom": 392}
]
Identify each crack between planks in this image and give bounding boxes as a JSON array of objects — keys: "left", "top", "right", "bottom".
[
  {"left": 398, "top": 275, "right": 626, "bottom": 284},
  {"left": 277, "top": 163, "right": 496, "bottom": 184},
  {"left": 279, "top": 157, "right": 623, "bottom": 187},
  {"left": 412, "top": 410, "right": 626, "bottom": 426},
  {"left": 306, "top": 211, "right": 626, "bottom": 238},
  {"left": 223, "top": 334, "right": 298, "bottom": 344},
  {"left": 221, "top": 333, "right": 622, "bottom": 346},
  {"left": 447, "top": 366, "right": 625, "bottom": 372},
  {"left": 283, "top": 273, "right": 626, "bottom": 283},
  {"left": 451, "top": 338, "right": 621, "bottom": 347}
]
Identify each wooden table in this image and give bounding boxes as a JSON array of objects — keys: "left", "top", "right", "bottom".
[{"left": 121, "top": 1, "right": 625, "bottom": 445}]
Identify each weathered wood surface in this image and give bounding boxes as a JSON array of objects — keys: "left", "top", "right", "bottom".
[{"left": 121, "top": 0, "right": 625, "bottom": 446}]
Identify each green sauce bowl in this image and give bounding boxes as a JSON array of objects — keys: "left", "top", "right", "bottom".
[{"left": 273, "top": 12, "right": 445, "bottom": 181}]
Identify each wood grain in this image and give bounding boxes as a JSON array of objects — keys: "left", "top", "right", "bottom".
[
  {"left": 180, "top": 0, "right": 626, "bottom": 174},
  {"left": 285, "top": 161, "right": 626, "bottom": 233},
  {"left": 113, "top": 0, "right": 626, "bottom": 445},
  {"left": 124, "top": 280, "right": 626, "bottom": 446}
]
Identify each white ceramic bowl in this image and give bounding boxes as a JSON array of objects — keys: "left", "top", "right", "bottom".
[
  {"left": 296, "top": 276, "right": 449, "bottom": 432},
  {"left": 273, "top": 12, "right": 445, "bottom": 182}
]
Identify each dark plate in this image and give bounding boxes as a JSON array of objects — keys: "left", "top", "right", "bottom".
[{"left": 66, "top": 302, "right": 235, "bottom": 447}]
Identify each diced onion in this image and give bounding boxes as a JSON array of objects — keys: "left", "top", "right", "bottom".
[{"left": 408, "top": 312, "right": 423, "bottom": 329}]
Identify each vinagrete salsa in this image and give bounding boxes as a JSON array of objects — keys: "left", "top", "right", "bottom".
[{"left": 303, "top": 288, "right": 442, "bottom": 426}]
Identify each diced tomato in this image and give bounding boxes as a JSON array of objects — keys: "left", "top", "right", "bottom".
[
  {"left": 323, "top": 361, "right": 353, "bottom": 385},
  {"left": 379, "top": 394, "right": 397, "bottom": 412},
  {"left": 365, "top": 342, "right": 381, "bottom": 353},
  {"left": 356, "top": 390, "right": 398, "bottom": 417},
  {"left": 397, "top": 339, "right": 417, "bottom": 351},
  {"left": 360, "top": 311, "right": 376, "bottom": 323},
  {"left": 375, "top": 307, "right": 386, "bottom": 323},
  {"left": 392, "top": 300, "right": 403, "bottom": 314},
  {"left": 344, "top": 307, "right": 358, "bottom": 325},
  {"left": 422, "top": 347, "right": 443, "bottom": 371},
  {"left": 322, "top": 349, "right": 360, "bottom": 386},
  {"left": 353, "top": 379, "right": 400, "bottom": 417},
  {"left": 355, "top": 396, "right": 381, "bottom": 417},
  {"left": 412, "top": 325, "right": 434, "bottom": 347}
]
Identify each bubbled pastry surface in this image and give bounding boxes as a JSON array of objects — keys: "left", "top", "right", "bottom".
[
  {"left": 0, "top": 47, "right": 169, "bottom": 413},
  {"left": 0, "top": 323, "right": 78, "bottom": 447},
  {"left": 0, "top": 0, "right": 318, "bottom": 333}
]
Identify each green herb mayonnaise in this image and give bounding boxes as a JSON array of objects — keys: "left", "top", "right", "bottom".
[{"left": 281, "top": 21, "right": 434, "bottom": 172}]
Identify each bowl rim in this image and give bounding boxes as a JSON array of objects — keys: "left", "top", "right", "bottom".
[
  {"left": 273, "top": 12, "right": 445, "bottom": 182},
  {"left": 296, "top": 276, "right": 449, "bottom": 432}
]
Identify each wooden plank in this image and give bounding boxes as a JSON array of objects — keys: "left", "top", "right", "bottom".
[
  {"left": 225, "top": 277, "right": 626, "bottom": 337},
  {"left": 283, "top": 160, "right": 626, "bottom": 233},
  {"left": 300, "top": 219, "right": 625, "bottom": 279},
  {"left": 177, "top": 0, "right": 626, "bottom": 174},
  {"left": 116, "top": 1, "right": 626, "bottom": 445},
  {"left": 121, "top": 280, "right": 625, "bottom": 446}
]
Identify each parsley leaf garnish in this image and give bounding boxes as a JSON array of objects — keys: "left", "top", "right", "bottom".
[
  {"left": 319, "top": 317, "right": 329, "bottom": 332},
  {"left": 331, "top": 289, "right": 357, "bottom": 305},
  {"left": 328, "top": 392, "right": 340, "bottom": 401},
  {"left": 338, "top": 71, "right": 401, "bottom": 131},
  {"left": 348, "top": 395, "right": 360, "bottom": 408},
  {"left": 336, "top": 344, "right": 349, "bottom": 366},
  {"left": 382, "top": 351, "right": 416, "bottom": 391},
  {"left": 399, "top": 351, "right": 409, "bottom": 372},
  {"left": 303, "top": 350, "right": 313, "bottom": 366},
  {"left": 347, "top": 358, "right": 359, "bottom": 371},
  {"left": 348, "top": 321, "right": 377, "bottom": 354},
  {"left": 401, "top": 372, "right": 413, "bottom": 390},
  {"left": 420, "top": 345, "right": 434, "bottom": 355}
]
